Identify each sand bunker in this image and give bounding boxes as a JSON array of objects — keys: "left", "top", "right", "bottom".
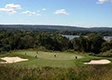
[
  {"left": 84, "top": 59, "right": 111, "bottom": 64},
  {"left": 0, "top": 57, "right": 28, "bottom": 63}
]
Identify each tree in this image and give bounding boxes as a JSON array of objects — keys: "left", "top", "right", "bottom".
[
  {"left": 71, "top": 33, "right": 105, "bottom": 54},
  {"left": 88, "top": 33, "right": 105, "bottom": 54},
  {"left": 72, "top": 35, "right": 89, "bottom": 52},
  {"left": 101, "top": 40, "right": 112, "bottom": 52}
]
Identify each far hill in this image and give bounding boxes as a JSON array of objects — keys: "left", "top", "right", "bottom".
[{"left": 0, "top": 25, "right": 112, "bottom": 31}]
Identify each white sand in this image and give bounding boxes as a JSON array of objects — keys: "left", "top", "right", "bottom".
[
  {"left": 84, "top": 59, "right": 111, "bottom": 64},
  {"left": 0, "top": 57, "right": 28, "bottom": 63}
]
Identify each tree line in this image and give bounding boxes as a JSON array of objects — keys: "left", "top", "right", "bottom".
[{"left": 0, "top": 30, "right": 112, "bottom": 54}]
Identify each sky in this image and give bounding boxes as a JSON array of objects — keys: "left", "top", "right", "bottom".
[{"left": 0, "top": 0, "right": 112, "bottom": 27}]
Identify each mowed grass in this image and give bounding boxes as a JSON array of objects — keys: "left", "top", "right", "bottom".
[
  {"left": 18, "top": 50, "right": 83, "bottom": 60},
  {"left": 16, "top": 50, "right": 84, "bottom": 67},
  {"left": 0, "top": 50, "right": 111, "bottom": 68},
  {"left": 0, "top": 50, "right": 82, "bottom": 67}
]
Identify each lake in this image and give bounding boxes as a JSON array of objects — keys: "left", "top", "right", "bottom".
[{"left": 62, "top": 35, "right": 112, "bottom": 42}]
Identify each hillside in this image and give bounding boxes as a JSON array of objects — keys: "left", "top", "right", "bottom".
[{"left": 0, "top": 25, "right": 112, "bottom": 31}]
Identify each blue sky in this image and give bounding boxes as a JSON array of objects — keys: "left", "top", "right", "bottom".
[{"left": 0, "top": 0, "right": 112, "bottom": 27}]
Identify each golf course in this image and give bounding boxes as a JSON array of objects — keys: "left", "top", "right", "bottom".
[
  {"left": 0, "top": 50, "right": 112, "bottom": 80},
  {"left": 0, "top": 50, "right": 83, "bottom": 67},
  {"left": 0, "top": 49, "right": 111, "bottom": 67}
]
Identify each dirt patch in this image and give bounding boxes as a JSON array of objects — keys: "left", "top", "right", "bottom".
[
  {"left": 0, "top": 57, "right": 28, "bottom": 63},
  {"left": 84, "top": 59, "right": 111, "bottom": 64}
]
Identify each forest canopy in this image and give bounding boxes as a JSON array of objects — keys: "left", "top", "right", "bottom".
[{"left": 0, "top": 25, "right": 112, "bottom": 54}]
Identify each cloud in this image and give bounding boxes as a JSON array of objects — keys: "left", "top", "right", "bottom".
[
  {"left": 0, "top": 8, "right": 16, "bottom": 14},
  {"left": 0, "top": 3, "right": 21, "bottom": 14},
  {"left": 21, "top": 10, "right": 41, "bottom": 16},
  {"left": 54, "top": 9, "right": 69, "bottom": 15},
  {"left": 42, "top": 8, "right": 46, "bottom": 11},
  {"left": 5, "top": 3, "right": 21, "bottom": 9},
  {"left": 35, "top": 13, "right": 41, "bottom": 16},
  {"left": 96, "top": 0, "right": 112, "bottom": 4},
  {"left": 22, "top": 10, "right": 36, "bottom": 15}
]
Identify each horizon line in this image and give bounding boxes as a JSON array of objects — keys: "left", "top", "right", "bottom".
[{"left": 0, "top": 23, "right": 112, "bottom": 28}]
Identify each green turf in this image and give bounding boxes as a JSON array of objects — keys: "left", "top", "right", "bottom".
[
  {"left": 15, "top": 50, "right": 83, "bottom": 67},
  {"left": 17, "top": 50, "right": 83, "bottom": 60},
  {"left": 0, "top": 50, "right": 111, "bottom": 68}
]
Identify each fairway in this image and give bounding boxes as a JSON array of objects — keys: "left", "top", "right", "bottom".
[
  {"left": 0, "top": 50, "right": 86, "bottom": 67},
  {"left": 0, "top": 50, "right": 112, "bottom": 67},
  {"left": 1, "top": 50, "right": 107, "bottom": 67},
  {"left": 18, "top": 50, "right": 82, "bottom": 60}
]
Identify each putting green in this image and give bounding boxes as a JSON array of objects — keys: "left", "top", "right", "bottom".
[
  {"left": 1, "top": 50, "right": 100, "bottom": 67},
  {"left": 18, "top": 50, "right": 83, "bottom": 60}
]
